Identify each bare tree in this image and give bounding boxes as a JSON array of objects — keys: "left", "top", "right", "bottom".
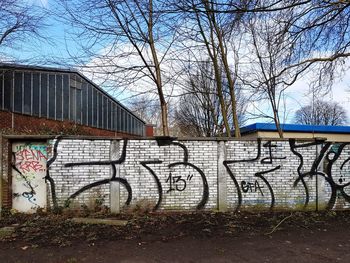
[
  {"left": 127, "top": 93, "right": 162, "bottom": 136},
  {"left": 175, "top": 60, "right": 222, "bottom": 137},
  {"left": 57, "top": 0, "right": 350, "bottom": 138},
  {"left": 175, "top": 0, "right": 249, "bottom": 137},
  {"left": 174, "top": 0, "right": 313, "bottom": 14},
  {"left": 241, "top": 10, "right": 298, "bottom": 138},
  {"left": 60, "top": 0, "right": 180, "bottom": 136},
  {"left": 0, "top": 0, "right": 46, "bottom": 59},
  {"left": 238, "top": 1, "right": 350, "bottom": 138},
  {"left": 175, "top": 59, "right": 247, "bottom": 137},
  {"left": 294, "top": 100, "right": 348, "bottom": 126}
]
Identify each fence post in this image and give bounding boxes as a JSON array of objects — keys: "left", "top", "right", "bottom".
[
  {"left": 217, "top": 140, "right": 227, "bottom": 212},
  {"left": 110, "top": 140, "right": 120, "bottom": 214},
  {"left": 316, "top": 143, "right": 326, "bottom": 210}
]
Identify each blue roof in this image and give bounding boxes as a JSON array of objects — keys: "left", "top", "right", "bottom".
[{"left": 240, "top": 123, "right": 350, "bottom": 134}]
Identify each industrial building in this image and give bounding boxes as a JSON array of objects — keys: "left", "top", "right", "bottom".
[{"left": 0, "top": 64, "right": 151, "bottom": 137}]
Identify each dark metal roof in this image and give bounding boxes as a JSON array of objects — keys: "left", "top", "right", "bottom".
[
  {"left": 240, "top": 122, "right": 350, "bottom": 134},
  {"left": 0, "top": 63, "right": 145, "bottom": 124},
  {"left": 0, "top": 63, "right": 78, "bottom": 74}
]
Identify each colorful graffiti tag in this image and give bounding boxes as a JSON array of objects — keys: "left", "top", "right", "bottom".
[{"left": 12, "top": 143, "right": 48, "bottom": 212}]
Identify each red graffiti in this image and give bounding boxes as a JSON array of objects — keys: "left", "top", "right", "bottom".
[
  {"left": 15, "top": 149, "right": 47, "bottom": 162},
  {"left": 18, "top": 161, "right": 46, "bottom": 173},
  {"left": 15, "top": 148, "right": 47, "bottom": 173}
]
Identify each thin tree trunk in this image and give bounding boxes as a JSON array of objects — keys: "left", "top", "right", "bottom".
[
  {"left": 216, "top": 37, "right": 241, "bottom": 137},
  {"left": 209, "top": 6, "right": 241, "bottom": 137},
  {"left": 148, "top": 0, "right": 169, "bottom": 136},
  {"left": 193, "top": 6, "right": 231, "bottom": 137},
  {"left": 213, "top": 58, "right": 231, "bottom": 137},
  {"left": 272, "top": 103, "right": 283, "bottom": 138}
]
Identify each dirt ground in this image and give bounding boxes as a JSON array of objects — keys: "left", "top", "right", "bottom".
[{"left": 1, "top": 210, "right": 350, "bottom": 262}]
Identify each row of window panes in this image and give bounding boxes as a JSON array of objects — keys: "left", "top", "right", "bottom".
[{"left": 0, "top": 70, "right": 145, "bottom": 136}]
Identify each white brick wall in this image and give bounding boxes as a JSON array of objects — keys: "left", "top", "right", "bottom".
[
  {"left": 44, "top": 138, "right": 350, "bottom": 211},
  {"left": 48, "top": 139, "right": 111, "bottom": 208}
]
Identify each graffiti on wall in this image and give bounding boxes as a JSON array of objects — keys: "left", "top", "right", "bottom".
[
  {"left": 223, "top": 139, "right": 286, "bottom": 211},
  {"left": 166, "top": 173, "right": 194, "bottom": 193},
  {"left": 18, "top": 137, "right": 349, "bottom": 212},
  {"left": 241, "top": 180, "right": 264, "bottom": 195},
  {"left": 290, "top": 140, "right": 350, "bottom": 209},
  {"left": 140, "top": 137, "right": 208, "bottom": 210},
  {"left": 12, "top": 143, "right": 48, "bottom": 212},
  {"left": 45, "top": 137, "right": 208, "bottom": 211},
  {"left": 45, "top": 137, "right": 132, "bottom": 210}
]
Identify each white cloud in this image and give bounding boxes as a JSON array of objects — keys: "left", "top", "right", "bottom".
[
  {"left": 79, "top": 39, "right": 197, "bottom": 105},
  {"left": 24, "top": 0, "right": 49, "bottom": 8},
  {"left": 284, "top": 61, "right": 350, "bottom": 124},
  {"left": 81, "top": 27, "right": 350, "bottom": 126}
]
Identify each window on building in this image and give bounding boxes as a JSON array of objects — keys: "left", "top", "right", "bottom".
[
  {"left": 117, "top": 105, "right": 121, "bottom": 131},
  {"left": 48, "top": 74, "right": 56, "bottom": 119},
  {"left": 81, "top": 82, "right": 87, "bottom": 125},
  {"left": 98, "top": 92, "right": 102, "bottom": 128},
  {"left": 103, "top": 96, "right": 107, "bottom": 129},
  {"left": 126, "top": 113, "right": 130, "bottom": 133},
  {"left": 111, "top": 103, "right": 115, "bottom": 130},
  {"left": 93, "top": 88, "right": 97, "bottom": 127},
  {"left": 76, "top": 88, "right": 81, "bottom": 124},
  {"left": 23, "top": 72, "right": 31, "bottom": 115},
  {"left": 14, "top": 72, "right": 23, "bottom": 113},
  {"left": 107, "top": 100, "right": 111, "bottom": 130},
  {"left": 123, "top": 112, "right": 125, "bottom": 132},
  {"left": 56, "top": 74, "right": 62, "bottom": 120},
  {"left": 3, "top": 71, "right": 12, "bottom": 111},
  {"left": 88, "top": 84, "right": 93, "bottom": 126},
  {"left": 69, "top": 74, "right": 83, "bottom": 123},
  {"left": 69, "top": 88, "right": 76, "bottom": 121},
  {"left": 63, "top": 74, "right": 69, "bottom": 120},
  {"left": 40, "top": 73, "right": 48, "bottom": 117},
  {"left": 32, "top": 73, "right": 40, "bottom": 116}
]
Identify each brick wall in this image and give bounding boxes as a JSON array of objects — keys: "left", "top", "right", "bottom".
[
  {"left": 4, "top": 137, "right": 350, "bottom": 212},
  {"left": 145, "top": 125, "right": 154, "bottom": 137},
  {"left": 0, "top": 111, "right": 12, "bottom": 130},
  {"left": 0, "top": 110, "right": 140, "bottom": 137}
]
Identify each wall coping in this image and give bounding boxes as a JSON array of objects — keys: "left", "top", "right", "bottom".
[{"left": 1, "top": 134, "right": 339, "bottom": 142}]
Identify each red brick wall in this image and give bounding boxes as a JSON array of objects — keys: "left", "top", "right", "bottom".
[
  {"left": 145, "top": 124, "right": 154, "bottom": 137},
  {"left": 0, "top": 110, "right": 12, "bottom": 131},
  {"left": 0, "top": 110, "right": 139, "bottom": 137}
]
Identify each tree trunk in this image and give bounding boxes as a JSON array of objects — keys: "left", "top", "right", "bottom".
[
  {"left": 193, "top": 6, "right": 231, "bottom": 137},
  {"left": 273, "top": 108, "right": 284, "bottom": 138},
  {"left": 148, "top": 0, "right": 169, "bottom": 136},
  {"left": 211, "top": 13, "right": 241, "bottom": 137},
  {"left": 213, "top": 59, "right": 231, "bottom": 137},
  {"left": 160, "top": 102, "right": 169, "bottom": 136}
]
